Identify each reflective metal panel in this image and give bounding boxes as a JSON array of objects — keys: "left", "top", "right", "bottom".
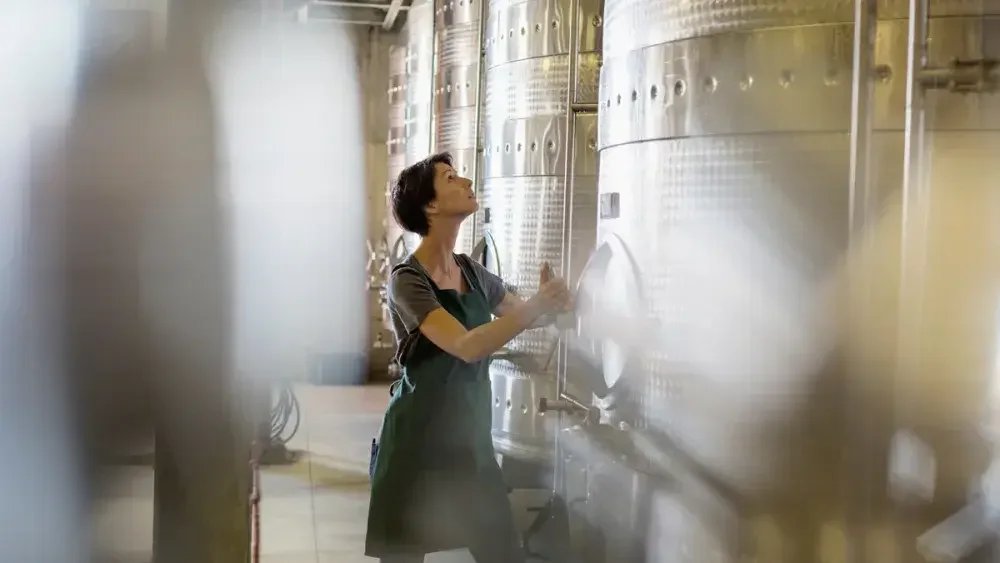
[
  {"left": 434, "top": 0, "right": 482, "bottom": 254},
  {"left": 583, "top": 1, "right": 1000, "bottom": 561},
  {"left": 482, "top": 0, "right": 602, "bottom": 463},
  {"left": 390, "top": 7, "right": 431, "bottom": 259},
  {"left": 386, "top": 44, "right": 414, "bottom": 267},
  {"left": 406, "top": 0, "right": 435, "bottom": 167}
]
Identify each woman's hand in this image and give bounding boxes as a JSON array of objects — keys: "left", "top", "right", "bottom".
[{"left": 527, "top": 262, "right": 572, "bottom": 317}]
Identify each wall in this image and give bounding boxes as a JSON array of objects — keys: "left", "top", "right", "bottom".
[{"left": 214, "top": 18, "right": 383, "bottom": 384}]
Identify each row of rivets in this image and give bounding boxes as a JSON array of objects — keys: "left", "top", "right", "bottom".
[
  {"left": 491, "top": 140, "right": 557, "bottom": 153},
  {"left": 488, "top": 137, "right": 596, "bottom": 153},
  {"left": 493, "top": 396, "right": 535, "bottom": 414},
  {"left": 486, "top": 14, "right": 601, "bottom": 45},
  {"left": 603, "top": 64, "right": 894, "bottom": 108},
  {"left": 435, "top": 81, "right": 473, "bottom": 95},
  {"left": 436, "top": 0, "right": 475, "bottom": 15}
]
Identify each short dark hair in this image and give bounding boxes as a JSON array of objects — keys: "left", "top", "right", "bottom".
[{"left": 391, "top": 152, "right": 452, "bottom": 236}]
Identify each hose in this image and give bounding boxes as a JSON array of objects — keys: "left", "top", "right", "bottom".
[{"left": 269, "top": 381, "right": 301, "bottom": 446}]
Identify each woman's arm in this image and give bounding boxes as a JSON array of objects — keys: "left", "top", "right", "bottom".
[
  {"left": 419, "top": 305, "right": 542, "bottom": 363},
  {"left": 495, "top": 293, "right": 557, "bottom": 328},
  {"left": 389, "top": 269, "right": 548, "bottom": 364},
  {"left": 468, "top": 259, "right": 563, "bottom": 325}
]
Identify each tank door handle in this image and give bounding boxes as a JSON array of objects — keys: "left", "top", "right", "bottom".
[
  {"left": 491, "top": 348, "right": 541, "bottom": 371},
  {"left": 471, "top": 231, "right": 502, "bottom": 278}
]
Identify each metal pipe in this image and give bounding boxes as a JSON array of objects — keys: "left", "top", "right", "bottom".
[
  {"left": 846, "top": 2, "right": 878, "bottom": 562},
  {"left": 470, "top": 0, "right": 490, "bottom": 246},
  {"left": 429, "top": 0, "right": 439, "bottom": 154},
  {"left": 553, "top": 0, "right": 586, "bottom": 501},
  {"left": 556, "top": 0, "right": 582, "bottom": 403},
  {"left": 313, "top": 0, "right": 410, "bottom": 10},
  {"left": 304, "top": 17, "right": 386, "bottom": 24},
  {"left": 847, "top": 0, "right": 877, "bottom": 240},
  {"left": 381, "top": 0, "right": 406, "bottom": 27},
  {"left": 894, "top": 0, "right": 930, "bottom": 445}
]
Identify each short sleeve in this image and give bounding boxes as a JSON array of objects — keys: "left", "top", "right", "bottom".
[
  {"left": 466, "top": 258, "right": 508, "bottom": 311},
  {"left": 387, "top": 267, "right": 443, "bottom": 333}
]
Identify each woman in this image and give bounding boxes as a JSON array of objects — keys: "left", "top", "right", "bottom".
[{"left": 366, "top": 152, "right": 571, "bottom": 563}]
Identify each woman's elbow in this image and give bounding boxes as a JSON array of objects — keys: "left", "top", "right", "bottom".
[{"left": 449, "top": 337, "right": 487, "bottom": 364}]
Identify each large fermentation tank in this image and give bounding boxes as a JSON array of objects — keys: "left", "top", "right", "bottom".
[
  {"left": 432, "top": 0, "right": 480, "bottom": 255},
  {"left": 481, "top": 0, "right": 602, "bottom": 463},
  {"left": 575, "top": 0, "right": 1000, "bottom": 560},
  {"left": 397, "top": 0, "right": 435, "bottom": 256},
  {"left": 370, "top": 43, "right": 411, "bottom": 377},
  {"left": 385, "top": 44, "right": 411, "bottom": 268}
]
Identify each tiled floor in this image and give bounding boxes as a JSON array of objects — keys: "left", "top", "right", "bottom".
[{"left": 91, "top": 384, "right": 479, "bottom": 563}]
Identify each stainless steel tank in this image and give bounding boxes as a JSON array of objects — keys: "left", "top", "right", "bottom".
[
  {"left": 569, "top": 0, "right": 1000, "bottom": 561},
  {"left": 433, "top": 0, "right": 481, "bottom": 255},
  {"left": 481, "top": 0, "right": 603, "bottom": 464},
  {"left": 372, "top": 43, "right": 410, "bottom": 376},
  {"left": 386, "top": 43, "right": 410, "bottom": 270},
  {"left": 396, "top": 0, "right": 433, "bottom": 255}
]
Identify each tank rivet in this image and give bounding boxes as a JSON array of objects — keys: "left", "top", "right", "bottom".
[
  {"left": 535, "top": 23, "right": 541, "bottom": 32},
  {"left": 631, "top": 89, "right": 638, "bottom": 102},
  {"left": 616, "top": 94, "right": 622, "bottom": 105},
  {"left": 673, "top": 79, "right": 686, "bottom": 97},
  {"left": 650, "top": 84, "right": 658, "bottom": 99},
  {"left": 703, "top": 76, "right": 717, "bottom": 93},
  {"left": 739, "top": 75, "right": 754, "bottom": 90},
  {"left": 591, "top": 15, "right": 602, "bottom": 27},
  {"left": 520, "top": 27, "right": 526, "bottom": 36},
  {"left": 547, "top": 140, "right": 556, "bottom": 152},
  {"left": 530, "top": 141, "right": 537, "bottom": 151}
]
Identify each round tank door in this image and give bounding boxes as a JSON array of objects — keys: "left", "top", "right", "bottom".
[{"left": 571, "top": 233, "right": 646, "bottom": 408}]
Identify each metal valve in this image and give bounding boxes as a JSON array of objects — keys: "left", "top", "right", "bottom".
[{"left": 537, "top": 397, "right": 599, "bottom": 423}]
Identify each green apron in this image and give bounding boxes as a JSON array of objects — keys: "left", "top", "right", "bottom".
[{"left": 365, "top": 255, "right": 520, "bottom": 560}]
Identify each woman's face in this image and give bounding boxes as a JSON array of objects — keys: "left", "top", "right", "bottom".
[{"left": 427, "top": 161, "right": 477, "bottom": 219}]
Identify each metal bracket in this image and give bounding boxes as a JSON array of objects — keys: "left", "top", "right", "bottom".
[{"left": 917, "top": 58, "right": 999, "bottom": 94}]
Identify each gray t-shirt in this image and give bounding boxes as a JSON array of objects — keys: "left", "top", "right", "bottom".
[{"left": 387, "top": 253, "right": 507, "bottom": 365}]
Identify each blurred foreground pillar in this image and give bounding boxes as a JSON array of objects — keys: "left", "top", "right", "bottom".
[{"left": 149, "top": 3, "right": 251, "bottom": 561}]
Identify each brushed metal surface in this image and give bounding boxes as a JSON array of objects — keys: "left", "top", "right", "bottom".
[
  {"left": 406, "top": 0, "right": 435, "bottom": 167},
  {"left": 385, "top": 41, "right": 417, "bottom": 330},
  {"left": 433, "top": 0, "right": 481, "bottom": 255},
  {"left": 601, "top": 0, "right": 1000, "bottom": 59},
  {"left": 598, "top": 17, "right": 1000, "bottom": 149},
  {"left": 482, "top": 0, "right": 601, "bottom": 462},
  {"left": 584, "top": 3, "right": 1000, "bottom": 559}
]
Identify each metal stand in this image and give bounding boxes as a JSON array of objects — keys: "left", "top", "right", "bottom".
[{"left": 522, "top": 494, "right": 571, "bottom": 561}]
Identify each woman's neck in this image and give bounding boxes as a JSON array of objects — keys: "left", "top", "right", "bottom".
[{"left": 414, "top": 222, "right": 461, "bottom": 273}]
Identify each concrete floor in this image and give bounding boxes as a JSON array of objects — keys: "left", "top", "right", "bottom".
[{"left": 91, "top": 384, "right": 512, "bottom": 563}]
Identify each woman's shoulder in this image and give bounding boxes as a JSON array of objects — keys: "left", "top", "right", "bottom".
[{"left": 388, "top": 257, "right": 433, "bottom": 296}]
